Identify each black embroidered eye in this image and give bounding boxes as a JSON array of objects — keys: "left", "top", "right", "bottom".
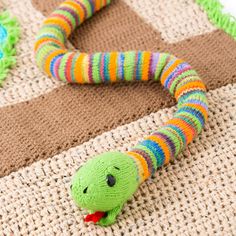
[
  {"left": 114, "top": 166, "right": 120, "bottom": 170},
  {"left": 106, "top": 174, "right": 116, "bottom": 187}
]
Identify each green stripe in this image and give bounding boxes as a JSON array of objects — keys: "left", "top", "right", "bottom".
[
  {"left": 35, "top": 45, "right": 57, "bottom": 70},
  {"left": 154, "top": 53, "right": 169, "bottom": 81},
  {"left": 175, "top": 111, "right": 202, "bottom": 134},
  {"left": 133, "top": 145, "right": 158, "bottom": 171},
  {"left": 71, "top": 53, "right": 79, "bottom": 82},
  {"left": 58, "top": 54, "right": 71, "bottom": 82},
  {"left": 169, "top": 69, "right": 197, "bottom": 95},
  {"left": 124, "top": 51, "right": 136, "bottom": 81},
  {"left": 158, "top": 128, "right": 181, "bottom": 157},
  {"left": 92, "top": 52, "right": 102, "bottom": 83},
  {"left": 54, "top": 9, "right": 76, "bottom": 29},
  {"left": 175, "top": 76, "right": 201, "bottom": 92},
  {"left": 38, "top": 26, "right": 65, "bottom": 42},
  {"left": 81, "top": 0, "right": 93, "bottom": 18}
]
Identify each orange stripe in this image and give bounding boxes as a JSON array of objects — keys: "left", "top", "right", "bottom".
[
  {"left": 127, "top": 151, "right": 150, "bottom": 181},
  {"left": 148, "top": 135, "right": 171, "bottom": 164},
  {"left": 44, "top": 49, "right": 67, "bottom": 76},
  {"left": 95, "top": 0, "right": 102, "bottom": 11},
  {"left": 184, "top": 103, "right": 208, "bottom": 121},
  {"left": 74, "top": 53, "right": 86, "bottom": 84},
  {"left": 44, "top": 18, "right": 71, "bottom": 37},
  {"left": 175, "top": 81, "right": 206, "bottom": 100},
  {"left": 167, "top": 118, "right": 195, "bottom": 145},
  {"left": 62, "top": 1, "right": 85, "bottom": 22},
  {"left": 109, "top": 52, "right": 118, "bottom": 82},
  {"left": 165, "top": 126, "right": 184, "bottom": 152},
  {"left": 141, "top": 51, "right": 151, "bottom": 81},
  {"left": 160, "top": 59, "right": 183, "bottom": 85},
  {"left": 34, "top": 38, "right": 65, "bottom": 52}
]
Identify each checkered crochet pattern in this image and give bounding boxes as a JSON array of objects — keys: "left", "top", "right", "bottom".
[{"left": 34, "top": 0, "right": 208, "bottom": 183}]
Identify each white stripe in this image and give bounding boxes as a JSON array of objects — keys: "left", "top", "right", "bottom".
[{"left": 0, "top": 84, "right": 235, "bottom": 235}]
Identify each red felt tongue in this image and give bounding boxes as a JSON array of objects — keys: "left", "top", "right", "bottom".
[{"left": 84, "top": 211, "right": 106, "bottom": 223}]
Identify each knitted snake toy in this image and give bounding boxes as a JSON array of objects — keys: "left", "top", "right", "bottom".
[{"left": 35, "top": 0, "right": 208, "bottom": 226}]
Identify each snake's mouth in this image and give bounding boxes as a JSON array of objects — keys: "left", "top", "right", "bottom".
[{"left": 84, "top": 211, "right": 108, "bottom": 223}]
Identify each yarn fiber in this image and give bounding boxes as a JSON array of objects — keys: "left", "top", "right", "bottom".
[{"left": 34, "top": 0, "right": 208, "bottom": 225}]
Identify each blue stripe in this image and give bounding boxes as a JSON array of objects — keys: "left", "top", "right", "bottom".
[
  {"left": 176, "top": 107, "right": 205, "bottom": 126},
  {"left": 175, "top": 115, "right": 198, "bottom": 133},
  {"left": 50, "top": 54, "right": 63, "bottom": 77},
  {"left": 166, "top": 124, "right": 186, "bottom": 147},
  {"left": 178, "top": 90, "right": 205, "bottom": 104},
  {"left": 139, "top": 140, "right": 165, "bottom": 167},
  {"left": 119, "top": 53, "right": 125, "bottom": 80},
  {"left": 183, "top": 99, "right": 208, "bottom": 111},
  {"left": 164, "top": 62, "right": 189, "bottom": 88},
  {"left": 88, "top": 0, "right": 95, "bottom": 13},
  {"left": 103, "top": 53, "right": 110, "bottom": 82},
  {"left": 136, "top": 51, "right": 142, "bottom": 81}
]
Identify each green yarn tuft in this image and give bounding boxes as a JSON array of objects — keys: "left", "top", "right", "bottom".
[
  {"left": 196, "top": 0, "right": 236, "bottom": 40},
  {"left": 0, "top": 11, "right": 20, "bottom": 86}
]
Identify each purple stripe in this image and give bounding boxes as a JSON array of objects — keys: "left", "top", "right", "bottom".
[
  {"left": 74, "top": 0, "right": 88, "bottom": 20},
  {"left": 152, "top": 132, "right": 175, "bottom": 158},
  {"left": 59, "top": 6, "right": 79, "bottom": 26},
  {"left": 148, "top": 52, "right": 153, "bottom": 80},
  {"left": 54, "top": 56, "right": 63, "bottom": 81},
  {"left": 118, "top": 53, "right": 123, "bottom": 80},
  {"left": 88, "top": 54, "right": 93, "bottom": 83},
  {"left": 134, "top": 52, "right": 139, "bottom": 81},
  {"left": 168, "top": 65, "right": 192, "bottom": 90},
  {"left": 164, "top": 62, "right": 190, "bottom": 88},
  {"left": 132, "top": 149, "right": 154, "bottom": 175},
  {"left": 150, "top": 53, "right": 159, "bottom": 79}
]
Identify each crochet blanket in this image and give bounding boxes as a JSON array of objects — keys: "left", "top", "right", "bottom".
[{"left": 0, "top": 0, "right": 235, "bottom": 234}]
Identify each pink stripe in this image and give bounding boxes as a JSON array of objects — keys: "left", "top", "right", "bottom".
[
  {"left": 65, "top": 53, "right": 75, "bottom": 82},
  {"left": 54, "top": 56, "right": 63, "bottom": 81}
]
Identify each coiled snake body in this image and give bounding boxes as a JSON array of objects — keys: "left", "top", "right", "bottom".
[{"left": 35, "top": 0, "right": 208, "bottom": 226}]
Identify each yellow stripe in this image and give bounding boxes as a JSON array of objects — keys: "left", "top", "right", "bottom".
[
  {"left": 74, "top": 53, "right": 85, "bottom": 84},
  {"left": 160, "top": 58, "right": 183, "bottom": 85},
  {"left": 62, "top": 1, "right": 85, "bottom": 22},
  {"left": 127, "top": 151, "right": 150, "bottom": 181},
  {"left": 44, "top": 18, "right": 71, "bottom": 37},
  {"left": 109, "top": 52, "right": 118, "bottom": 82},
  {"left": 148, "top": 135, "right": 171, "bottom": 164},
  {"left": 82, "top": 54, "right": 90, "bottom": 83},
  {"left": 141, "top": 51, "right": 151, "bottom": 81}
]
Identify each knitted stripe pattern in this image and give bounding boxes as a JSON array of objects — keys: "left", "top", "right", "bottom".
[{"left": 34, "top": 0, "right": 208, "bottom": 183}]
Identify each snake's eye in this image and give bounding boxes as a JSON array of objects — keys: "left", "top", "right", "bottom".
[{"left": 106, "top": 174, "right": 116, "bottom": 187}]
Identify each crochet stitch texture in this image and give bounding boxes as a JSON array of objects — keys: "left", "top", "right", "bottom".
[{"left": 34, "top": 0, "right": 208, "bottom": 226}]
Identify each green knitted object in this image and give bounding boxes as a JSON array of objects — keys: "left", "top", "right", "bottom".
[
  {"left": 71, "top": 152, "right": 139, "bottom": 226},
  {"left": 0, "top": 11, "right": 20, "bottom": 86}
]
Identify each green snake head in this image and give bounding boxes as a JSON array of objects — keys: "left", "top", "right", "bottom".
[{"left": 71, "top": 151, "right": 139, "bottom": 226}]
